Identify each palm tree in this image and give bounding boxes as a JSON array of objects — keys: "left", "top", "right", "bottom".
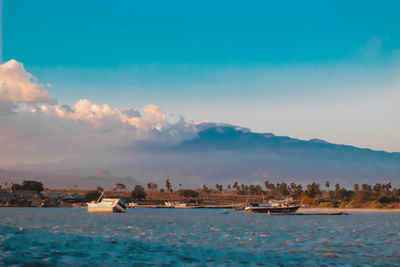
[
  {"left": 165, "top": 179, "right": 172, "bottom": 200},
  {"left": 165, "top": 179, "right": 172, "bottom": 192},
  {"left": 325, "top": 181, "right": 330, "bottom": 190}
]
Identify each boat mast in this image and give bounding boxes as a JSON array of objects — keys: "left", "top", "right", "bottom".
[{"left": 96, "top": 190, "right": 106, "bottom": 203}]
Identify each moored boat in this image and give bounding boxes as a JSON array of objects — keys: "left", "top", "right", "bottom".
[
  {"left": 164, "top": 201, "right": 175, "bottom": 208},
  {"left": 128, "top": 202, "right": 137, "bottom": 208},
  {"left": 245, "top": 199, "right": 300, "bottom": 214},
  {"left": 164, "top": 201, "right": 202, "bottom": 209},
  {"left": 87, "top": 191, "right": 127, "bottom": 213}
]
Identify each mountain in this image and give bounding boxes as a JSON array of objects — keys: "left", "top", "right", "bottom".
[
  {"left": 84, "top": 170, "right": 140, "bottom": 189},
  {"left": 121, "top": 124, "right": 400, "bottom": 187},
  {"left": 0, "top": 169, "right": 140, "bottom": 190},
  {"left": 2, "top": 124, "right": 399, "bottom": 188}
]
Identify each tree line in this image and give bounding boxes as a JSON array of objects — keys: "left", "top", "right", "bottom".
[
  {"left": 132, "top": 179, "right": 400, "bottom": 208},
  {"left": 5, "top": 179, "right": 400, "bottom": 208}
]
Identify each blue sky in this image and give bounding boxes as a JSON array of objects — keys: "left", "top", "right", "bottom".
[
  {"left": 2, "top": 0, "right": 400, "bottom": 151},
  {"left": 4, "top": 0, "right": 400, "bottom": 66}
]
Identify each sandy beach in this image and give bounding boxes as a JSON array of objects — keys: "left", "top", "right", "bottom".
[{"left": 299, "top": 208, "right": 400, "bottom": 213}]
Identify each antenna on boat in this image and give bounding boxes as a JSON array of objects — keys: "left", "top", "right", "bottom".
[{"left": 96, "top": 190, "right": 106, "bottom": 203}]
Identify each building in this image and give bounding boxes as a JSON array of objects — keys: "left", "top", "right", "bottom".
[{"left": 0, "top": 189, "right": 16, "bottom": 204}]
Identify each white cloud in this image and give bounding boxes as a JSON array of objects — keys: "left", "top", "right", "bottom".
[
  {"left": 1, "top": 58, "right": 399, "bottom": 169},
  {"left": 0, "top": 59, "right": 54, "bottom": 104},
  {"left": 0, "top": 59, "right": 195, "bottom": 140},
  {"left": 0, "top": 60, "right": 198, "bottom": 166},
  {"left": 33, "top": 99, "right": 189, "bottom": 139}
]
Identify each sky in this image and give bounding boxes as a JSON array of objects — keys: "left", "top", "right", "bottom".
[{"left": 1, "top": 0, "right": 400, "bottom": 172}]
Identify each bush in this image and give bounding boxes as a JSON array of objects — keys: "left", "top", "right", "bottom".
[
  {"left": 12, "top": 180, "right": 44, "bottom": 193},
  {"left": 131, "top": 185, "right": 146, "bottom": 201},
  {"left": 300, "top": 195, "right": 316, "bottom": 206},
  {"left": 85, "top": 190, "right": 101, "bottom": 202},
  {"left": 379, "top": 196, "right": 398, "bottom": 204},
  {"left": 178, "top": 189, "right": 200, "bottom": 198}
]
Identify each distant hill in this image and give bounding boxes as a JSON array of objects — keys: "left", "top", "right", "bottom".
[
  {"left": 0, "top": 169, "right": 140, "bottom": 190},
  {"left": 84, "top": 170, "right": 140, "bottom": 189}
]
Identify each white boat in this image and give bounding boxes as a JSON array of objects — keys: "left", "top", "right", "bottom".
[
  {"left": 174, "top": 202, "right": 188, "bottom": 208},
  {"left": 164, "top": 201, "right": 201, "bottom": 209},
  {"left": 128, "top": 202, "right": 137, "bottom": 208},
  {"left": 164, "top": 201, "right": 175, "bottom": 208},
  {"left": 87, "top": 191, "right": 127, "bottom": 213}
]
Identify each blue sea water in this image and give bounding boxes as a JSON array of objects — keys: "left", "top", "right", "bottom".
[{"left": 1, "top": 208, "right": 400, "bottom": 266}]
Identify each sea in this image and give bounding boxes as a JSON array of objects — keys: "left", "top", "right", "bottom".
[{"left": 1, "top": 208, "right": 400, "bottom": 266}]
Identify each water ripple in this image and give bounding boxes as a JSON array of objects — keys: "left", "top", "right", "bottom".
[{"left": 1, "top": 208, "right": 400, "bottom": 266}]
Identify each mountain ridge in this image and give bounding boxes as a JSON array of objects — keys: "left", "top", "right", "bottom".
[{"left": 1, "top": 125, "right": 399, "bottom": 188}]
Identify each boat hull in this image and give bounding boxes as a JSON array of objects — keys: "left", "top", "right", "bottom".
[
  {"left": 87, "top": 206, "right": 125, "bottom": 213},
  {"left": 245, "top": 206, "right": 300, "bottom": 213},
  {"left": 164, "top": 201, "right": 201, "bottom": 209},
  {"left": 87, "top": 198, "right": 127, "bottom": 213}
]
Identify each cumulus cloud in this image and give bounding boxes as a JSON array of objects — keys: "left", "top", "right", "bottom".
[
  {"left": 33, "top": 99, "right": 190, "bottom": 140},
  {"left": 0, "top": 60, "right": 198, "bottom": 166},
  {"left": 121, "top": 108, "right": 141, "bottom": 118},
  {"left": 0, "top": 59, "right": 54, "bottom": 105}
]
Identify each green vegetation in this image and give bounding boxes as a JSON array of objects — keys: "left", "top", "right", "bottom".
[
  {"left": 11, "top": 180, "right": 44, "bottom": 193},
  {"left": 122, "top": 180, "right": 400, "bottom": 208},
  {"left": 151, "top": 180, "right": 398, "bottom": 208},
  {"left": 178, "top": 189, "right": 200, "bottom": 198},
  {"left": 165, "top": 179, "right": 172, "bottom": 192},
  {"left": 260, "top": 180, "right": 400, "bottom": 208},
  {"left": 85, "top": 190, "right": 101, "bottom": 201},
  {"left": 147, "top": 182, "right": 158, "bottom": 191},
  {"left": 3, "top": 178, "right": 399, "bottom": 208},
  {"left": 113, "top": 183, "right": 126, "bottom": 191},
  {"left": 131, "top": 185, "right": 147, "bottom": 201}
]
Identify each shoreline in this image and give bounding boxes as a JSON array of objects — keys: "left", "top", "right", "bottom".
[
  {"left": 299, "top": 207, "right": 400, "bottom": 212},
  {"left": 2, "top": 205, "right": 400, "bottom": 212}
]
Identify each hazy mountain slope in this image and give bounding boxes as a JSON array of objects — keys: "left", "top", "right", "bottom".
[
  {"left": 2, "top": 125, "right": 399, "bottom": 188},
  {"left": 123, "top": 125, "right": 400, "bottom": 186},
  {"left": 83, "top": 170, "right": 140, "bottom": 189},
  {"left": 0, "top": 169, "right": 140, "bottom": 190},
  {"left": 0, "top": 169, "right": 81, "bottom": 189}
]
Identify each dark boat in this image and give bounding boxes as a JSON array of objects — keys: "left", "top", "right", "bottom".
[{"left": 245, "top": 200, "right": 300, "bottom": 214}]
